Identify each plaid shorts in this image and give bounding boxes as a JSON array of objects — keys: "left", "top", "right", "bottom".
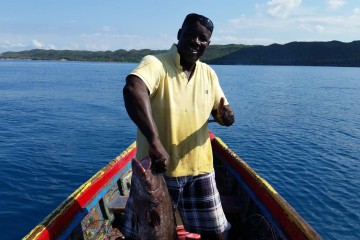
[
  {"left": 122, "top": 171, "right": 228, "bottom": 238},
  {"left": 165, "top": 171, "right": 228, "bottom": 235}
]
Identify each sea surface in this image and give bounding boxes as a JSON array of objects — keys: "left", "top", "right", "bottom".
[{"left": 0, "top": 60, "right": 359, "bottom": 240}]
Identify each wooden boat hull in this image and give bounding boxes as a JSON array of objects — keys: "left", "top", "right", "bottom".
[{"left": 24, "top": 132, "right": 321, "bottom": 240}]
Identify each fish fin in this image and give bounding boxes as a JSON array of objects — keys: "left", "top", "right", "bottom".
[{"left": 147, "top": 208, "right": 161, "bottom": 227}]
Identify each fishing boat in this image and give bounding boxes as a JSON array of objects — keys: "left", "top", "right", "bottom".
[{"left": 24, "top": 131, "right": 321, "bottom": 240}]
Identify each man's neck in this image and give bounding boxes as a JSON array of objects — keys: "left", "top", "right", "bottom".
[{"left": 181, "top": 63, "right": 195, "bottom": 80}]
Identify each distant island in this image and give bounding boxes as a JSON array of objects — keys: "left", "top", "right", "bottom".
[{"left": 1, "top": 40, "right": 360, "bottom": 67}]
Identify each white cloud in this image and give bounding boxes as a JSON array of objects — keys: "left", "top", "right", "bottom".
[
  {"left": 31, "top": 40, "right": 43, "bottom": 48},
  {"left": 0, "top": 41, "right": 26, "bottom": 49},
  {"left": 354, "top": 7, "right": 360, "bottom": 14},
  {"left": 327, "top": 0, "right": 345, "bottom": 10},
  {"left": 300, "top": 24, "right": 325, "bottom": 33},
  {"left": 297, "top": 15, "right": 360, "bottom": 27},
  {"left": 212, "top": 34, "right": 275, "bottom": 46},
  {"left": 31, "top": 39, "right": 57, "bottom": 50},
  {"left": 295, "top": 13, "right": 360, "bottom": 39},
  {"left": 267, "top": 0, "right": 302, "bottom": 18}
]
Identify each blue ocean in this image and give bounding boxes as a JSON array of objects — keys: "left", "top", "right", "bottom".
[{"left": 0, "top": 60, "right": 359, "bottom": 240}]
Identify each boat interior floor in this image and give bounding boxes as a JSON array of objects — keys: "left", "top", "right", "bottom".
[{"left": 107, "top": 194, "right": 253, "bottom": 240}]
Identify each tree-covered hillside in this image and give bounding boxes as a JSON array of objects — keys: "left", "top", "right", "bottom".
[
  {"left": 1, "top": 41, "right": 360, "bottom": 67},
  {"left": 0, "top": 49, "right": 167, "bottom": 62},
  {"left": 208, "top": 41, "right": 360, "bottom": 67}
]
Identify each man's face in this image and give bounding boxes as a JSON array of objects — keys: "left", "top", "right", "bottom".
[{"left": 177, "top": 21, "right": 212, "bottom": 65}]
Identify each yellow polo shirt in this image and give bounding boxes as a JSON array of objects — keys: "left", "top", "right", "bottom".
[{"left": 131, "top": 44, "right": 228, "bottom": 177}]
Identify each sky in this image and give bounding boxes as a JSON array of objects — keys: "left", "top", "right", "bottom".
[{"left": 1, "top": 0, "right": 360, "bottom": 53}]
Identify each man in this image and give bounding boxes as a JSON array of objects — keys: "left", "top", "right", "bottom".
[{"left": 123, "top": 13, "right": 235, "bottom": 240}]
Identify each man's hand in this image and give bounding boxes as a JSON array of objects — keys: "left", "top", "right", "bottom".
[
  {"left": 148, "top": 138, "right": 169, "bottom": 173},
  {"left": 214, "top": 97, "right": 235, "bottom": 126}
]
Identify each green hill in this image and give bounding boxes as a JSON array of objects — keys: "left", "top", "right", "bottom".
[
  {"left": 208, "top": 41, "right": 360, "bottom": 67},
  {"left": 0, "top": 48, "right": 168, "bottom": 62},
  {"left": 1, "top": 41, "right": 360, "bottom": 67}
]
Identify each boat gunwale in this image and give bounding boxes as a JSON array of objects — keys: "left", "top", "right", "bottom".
[
  {"left": 209, "top": 132, "right": 321, "bottom": 240},
  {"left": 23, "top": 142, "right": 136, "bottom": 240}
]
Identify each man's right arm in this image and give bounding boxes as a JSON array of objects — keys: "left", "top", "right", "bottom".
[{"left": 123, "top": 75, "right": 169, "bottom": 172}]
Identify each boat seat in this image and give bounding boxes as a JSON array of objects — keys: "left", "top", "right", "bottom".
[{"left": 107, "top": 195, "right": 129, "bottom": 214}]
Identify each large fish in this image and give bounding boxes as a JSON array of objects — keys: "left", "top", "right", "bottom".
[{"left": 130, "top": 157, "right": 178, "bottom": 240}]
